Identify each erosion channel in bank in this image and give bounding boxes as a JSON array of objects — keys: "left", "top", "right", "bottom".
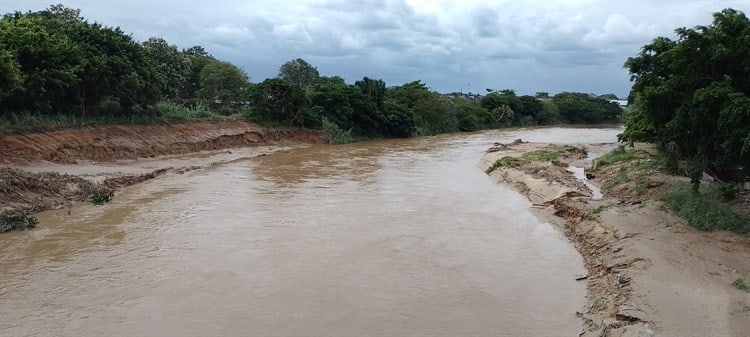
[{"left": 0, "top": 126, "right": 624, "bottom": 336}]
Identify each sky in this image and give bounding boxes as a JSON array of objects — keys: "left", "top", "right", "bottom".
[{"left": 2, "top": 1, "right": 749, "bottom": 97}]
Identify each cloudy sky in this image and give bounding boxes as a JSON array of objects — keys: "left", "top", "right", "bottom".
[{"left": 3, "top": 1, "right": 749, "bottom": 97}]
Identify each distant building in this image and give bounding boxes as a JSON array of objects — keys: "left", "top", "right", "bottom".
[{"left": 609, "top": 99, "right": 628, "bottom": 107}]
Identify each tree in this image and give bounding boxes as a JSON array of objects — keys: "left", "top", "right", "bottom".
[
  {"left": 142, "top": 37, "right": 191, "bottom": 99},
  {"left": 355, "top": 77, "right": 386, "bottom": 108},
  {"left": 246, "top": 78, "right": 307, "bottom": 126},
  {"left": 180, "top": 47, "right": 214, "bottom": 102},
  {"left": 307, "top": 79, "right": 379, "bottom": 136},
  {"left": 278, "top": 58, "right": 319, "bottom": 89},
  {"left": 518, "top": 95, "right": 545, "bottom": 124},
  {"left": 182, "top": 45, "right": 212, "bottom": 58},
  {"left": 598, "top": 93, "right": 619, "bottom": 100},
  {"left": 380, "top": 99, "right": 416, "bottom": 137},
  {"left": 481, "top": 90, "right": 522, "bottom": 112},
  {"left": 388, "top": 80, "right": 457, "bottom": 135},
  {"left": 538, "top": 100, "right": 561, "bottom": 125},
  {"left": 196, "top": 60, "right": 249, "bottom": 111},
  {"left": 621, "top": 8, "right": 750, "bottom": 190},
  {"left": 552, "top": 92, "right": 621, "bottom": 124},
  {"left": 0, "top": 48, "right": 22, "bottom": 103},
  {"left": 0, "top": 5, "right": 161, "bottom": 116}
]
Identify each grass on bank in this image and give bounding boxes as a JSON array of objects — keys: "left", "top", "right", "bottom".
[
  {"left": 595, "top": 146, "right": 637, "bottom": 167},
  {"left": 0, "top": 102, "right": 221, "bottom": 135},
  {"left": 321, "top": 117, "right": 354, "bottom": 144},
  {"left": 485, "top": 145, "right": 585, "bottom": 174},
  {"left": 660, "top": 183, "right": 750, "bottom": 235},
  {"left": 593, "top": 145, "right": 749, "bottom": 236}
]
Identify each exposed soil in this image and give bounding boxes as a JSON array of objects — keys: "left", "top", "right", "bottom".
[
  {"left": 481, "top": 141, "right": 750, "bottom": 337},
  {"left": 0, "top": 121, "right": 326, "bottom": 217},
  {"left": 0, "top": 121, "right": 325, "bottom": 165}
]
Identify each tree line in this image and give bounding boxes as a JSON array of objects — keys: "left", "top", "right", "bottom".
[
  {"left": 621, "top": 8, "right": 749, "bottom": 188},
  {"left": 0, "top": 5, "right": 623, "bottom": 139}
]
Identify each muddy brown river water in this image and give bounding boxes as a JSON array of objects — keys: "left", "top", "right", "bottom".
[{"left": 0, "top": 127, "right": 622, "bottom": 337}]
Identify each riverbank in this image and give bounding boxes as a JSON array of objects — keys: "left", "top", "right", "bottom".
[
  {"left": 481, "top": 141, "right": 750, "bottom": 337},
  {"left": 0, "top": 121, "right": 326, "bottom": 218}
]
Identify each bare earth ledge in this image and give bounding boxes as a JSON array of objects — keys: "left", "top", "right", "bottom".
[{"left": 480, "top": 140, "right": 750, "bottom": 337}]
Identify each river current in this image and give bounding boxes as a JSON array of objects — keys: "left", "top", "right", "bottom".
[{"left": 0, "top": 126, "right": 622, "bottom": 336}]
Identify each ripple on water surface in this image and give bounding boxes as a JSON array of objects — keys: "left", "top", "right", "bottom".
[{"left": 0, "top": 126, "right": 623, "bottom": 337}]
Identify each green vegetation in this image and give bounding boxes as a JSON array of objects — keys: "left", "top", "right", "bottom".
[
  {"left": 525, "top": 149, "right": 563, "bottom": 162},
  {"left": 595, "top": 146, "right": 637, "bottom": 167},
  {"left": 151, "top": 102, "right": 217, "bottom": 123},
  {"left": 486, "top": 156, "right": 522, "bottom": 173},
  {"left": 523, "top": 146, "right": 585, "bottom": 163},
  {"left": 621, "top": 8, "right": 750, "bottom": 191},
  {"left": 321, "top": 117, "right": 354, "bottom": 145},
  {"left": 0, "top": 214, "right": 38, "bottom": 233},
  {"left": 733, "top": 278, "right": 750, "bottom": 292},
  {"left": 0, "top": 5, "right": 623, "bottom": 141},
  {"left": 485, "top": 146, "right": 585, "bottom": 173},
  {"left": 89, "top": 187, "right": 114, "bottom": 205},
  {"left": 660, "top": 184, "right": 749, "bottom": 235},
  {"left": 588, "top": 204, "right": 615, "bottom": 215}
]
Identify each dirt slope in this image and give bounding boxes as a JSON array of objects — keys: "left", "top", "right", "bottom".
[
  {"left": 0, "top": 121, "right": 325, "bottom": 164},
  {"left": 0, "top": 121, "right": 325, "bottom": 216}
]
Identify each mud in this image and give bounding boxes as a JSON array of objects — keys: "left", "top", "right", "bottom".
[{"left": 0, "top": 121, "right": 325, "bottom": 165}]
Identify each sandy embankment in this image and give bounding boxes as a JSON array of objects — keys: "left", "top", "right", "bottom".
[
  {"left": 480, "top": 141, "right": 750, "bottom": 337},
  {"left": 0, "top": 121, "right": 326, "bottom": 214}
]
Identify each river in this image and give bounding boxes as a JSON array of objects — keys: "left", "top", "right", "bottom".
[{"left": 0, "top": 126, "right": 622, "bottom": 337}]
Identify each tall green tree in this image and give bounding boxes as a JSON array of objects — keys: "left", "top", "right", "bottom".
[
  {"left": 0, "top": 48, "right": 22, "bottom": 103},
  {"left": 180, "top": 46, "right": 214, "bottom": 102},
  {"left": 388, "top": 80, "right": 457, "bottom": 135},
  {"left": 142, "top": 37, "right": 190, "bottom": 99},
  {"left": 355, "top": 77, "right": 387, "bottom": 108},
  {"left": 552, "top": 92, "right": 621, "bottom": 124},
  {"left": 246, "top": 78, "right": 307, "bottom": 126},
  {"left": 278, "top": 58, "right": 320, "bottom": 89},
  {"left": 0, "top": 5, "right": 161, "bottom": 116},
  {"left": 622, "top": 8, "right": 750, "bottom": 189},
  {"left": 196, "top": 60, "right": 249, "bottom": 111}
]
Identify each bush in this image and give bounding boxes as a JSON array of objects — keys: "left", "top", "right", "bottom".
[
  {"left": 97, "top": 98, "right": 123, "bottom": 115},
  {"left": 151, "top": 101, "right": 217, "bottom": 123},
  {"left": 321, "top": 117, "right": 353, "bottom": 144},
  {"left": 89, "top": 187, "right": 114, "bottom": 205},
  {"left": 0, "top": 214, "right": 38, "bottom": 233}
]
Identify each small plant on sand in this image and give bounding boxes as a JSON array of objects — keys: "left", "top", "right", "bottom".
[
  {"left": 486, "top": 156, "right": 521, "bottom": 173},
  {"left": 588, "top": 204, "right": 614, "bottom": 215},
  {"left": 733, "top": 278, "right": 749, "bottom": 292},
  {"left": 0, "top": 214, "right": 38, "bottom": 233},
  {"left": 595, "top": 146, "right": 636, "bottom": 167},
  {"left": 89, "top": 187, "right": 114, "bottom": 205}
]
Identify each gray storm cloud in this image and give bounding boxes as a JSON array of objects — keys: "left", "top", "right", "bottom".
[{"left": 2, "top": 0, "right": 749, "bottom": 97}]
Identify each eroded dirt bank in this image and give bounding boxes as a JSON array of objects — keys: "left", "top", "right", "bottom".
[
  {"left": 481, "top": 141, "right": 750, "bottom": 337},
  {"left": 0, "top": 121, "right": 325, "bottom": 165},
  {"left": 0, "top": 121, "right": 326, "bottom": 215}
]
